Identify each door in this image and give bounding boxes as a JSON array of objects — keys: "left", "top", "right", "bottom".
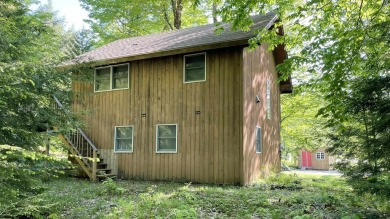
[{"left": 301, "top": 150, "right": 312, "bottom": 168}]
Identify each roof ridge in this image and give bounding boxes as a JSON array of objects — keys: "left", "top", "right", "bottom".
[{"left": 105, "top": 12, "right": 277, "bottom": 47}]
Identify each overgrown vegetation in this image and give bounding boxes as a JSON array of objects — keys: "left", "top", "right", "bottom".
[
  {"left": 221, "top": 0, "right": 389, "bottom": 197},
  {"left": 11, "top": 173, "right": 388, "bottom": 218},
  {"left": 0, "top": 145, "right": 72, "bottom": 218}
]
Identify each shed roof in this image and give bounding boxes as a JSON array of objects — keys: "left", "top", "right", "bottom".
[{"left": 67, "top": 12, "right": 278, "bottom": 66}]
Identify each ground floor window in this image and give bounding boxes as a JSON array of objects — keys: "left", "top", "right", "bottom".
[
  {"left": 316, "top": 152, "right": 325, "bottom": 160},
  {"left": 156, "top": 124, "right": 177, "bottom": 153},
  {"left": 114, "top": 126, "right": 133, "bottom": 153}
]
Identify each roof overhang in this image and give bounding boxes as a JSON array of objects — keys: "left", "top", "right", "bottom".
[{"left": 66, "top": 39, "right": 250, "bottom": 69}]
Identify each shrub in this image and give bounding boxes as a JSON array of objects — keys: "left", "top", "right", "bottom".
[{"left": 0, "top": 145, "right": 71, "bottom": 218}]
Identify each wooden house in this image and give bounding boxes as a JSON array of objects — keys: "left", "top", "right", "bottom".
[
  {"left": 59, "top": 12, "right": 292, "bottom": 185},
  {"left": 298, "top": 147, "right": 335, "bottom": 170}
]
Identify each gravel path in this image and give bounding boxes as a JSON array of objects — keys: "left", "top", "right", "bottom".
[{"left": 284, "top": 169, "right": 342, "bottom": 176}]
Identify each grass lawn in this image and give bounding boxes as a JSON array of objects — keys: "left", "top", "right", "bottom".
[{"left": 32, "top": 173, "right": 389, "bottom": 219}]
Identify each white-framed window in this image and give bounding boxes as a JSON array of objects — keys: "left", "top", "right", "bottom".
[
  {"left": 184, "top": 53, "right": 206, "bottom": 83},
  {"left": 266, "top": 79, "right": 271, "bottom": 119},
  {"left": 256, "top": 126, "right": 262, "bottom": 153},
  {"left": 316, "top": 152, "right": 325, "bottom": 160},
  {"left": 156, "top": 124, "right": 177, "bottom": 153},
  {"left": 95, "top": 63, "right": 129, "bottom": 92},
  {"left": 114, "top": 126, "right": 133, "bottom": 153}
]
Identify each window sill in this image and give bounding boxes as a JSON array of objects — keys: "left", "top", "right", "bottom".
[
  {"left": 184, "top": 80, "right": 206, "bottom": 84},
  {"left": 94, "top": 87, "right": 129, "bottom": 93},
  {"left": 114, "top": 150, "right": 133, "bottom": 153},
  {"left": 156, "top": 151, "right": 177, "bottom": 154}
]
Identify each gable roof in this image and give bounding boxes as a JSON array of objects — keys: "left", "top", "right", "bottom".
[{"left": 66, "top": 12, "right": 278, "bottom": 66}]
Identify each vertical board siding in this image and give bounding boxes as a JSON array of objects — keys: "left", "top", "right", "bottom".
[
  {"left": 72, "top": 47, "right": 243, "bottom": 184},
  {"left": 298, "top": 148, "right": 333, "bottom": 170},
  {"left": 242, "top": 45, "right": 281, "bottom": 185}
]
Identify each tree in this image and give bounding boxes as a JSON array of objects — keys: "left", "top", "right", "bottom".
[
  {"left": 280, "top": 86, "right": 330, "bottom": 164},
  {"left": 62, "top": 28, "right": 95, "bottom": 59},
  {"left": 328, "top": 76, "right": 390, "bottom": 197},
  {"left": 0, "top": 1, "right": 78, "bottom": 216},
  {"left": 0, "top": 0, "right": 73, "bottom": 148},
  {"left": 219, "top": 0, "right": 389, "bottom": 196},
  {"left": 80, "top": 0, "right": 209, "bottom": 46}
]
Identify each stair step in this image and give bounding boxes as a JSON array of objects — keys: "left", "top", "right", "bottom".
[{"left": 96, "top": 173, "right": 116, "bottom": 178}]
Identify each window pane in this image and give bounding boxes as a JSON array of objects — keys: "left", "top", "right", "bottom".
[
  {"left": 186, "top": 68, "right": 205, "bottom": 81},
  {"left": 113, "top": 65, "right": 129, "bottom": 89},
  {"left": 113, "top": 77, "right": 128, "bottom": 89},
  {"left": 256, "top": 127, "right": 262, "bottom": 152},
  {"left": 267, "top": 80, "right": 271, "bottom": 119},
  {"left": 157, "top": 125, "right": 177, "bottom": 152},
  {"left": 115, "top": 126, "right": 133, "bottom": 152},
  {"left": 158, "top": 125, "right": 176, "bottom": 138},
  {"left": 185, "top": 55, "right": 204, "bottom": 67},
  {"left": 116, "top": 127, "right": 132, "bottom": 138},
  {"left": 158, "top": 138, "right": 176, "bottom": 150},
  {"left": 95, "top": 67, "right": 110, "bottom": 91},
  {"left": 116, "top": 139, "right": 132, "bottom": 151},
  {"left": 185, "top": 54, "right": 205, "bottom": 82}
]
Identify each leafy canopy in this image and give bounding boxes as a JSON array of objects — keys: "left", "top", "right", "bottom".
[
  {"left": 0, "top": 0, "right": 77, "bottom": 148},
  {"left": 219, "top": 0, "right": 389, "bottom": 197},
  {"left": 80, "top": 0, "right": 210, "bottom": 46}
]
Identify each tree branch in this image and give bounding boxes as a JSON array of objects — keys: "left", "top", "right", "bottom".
[
  {"left": 162, "top": 5, "right": 173, "bottom": 30},
  {"left": 356, "top": 0, "right": 364, "bottom": 26}
]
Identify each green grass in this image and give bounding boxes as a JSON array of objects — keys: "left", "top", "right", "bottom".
[{"left": 31, "top": 173, "right": 389, "bottom": 219}]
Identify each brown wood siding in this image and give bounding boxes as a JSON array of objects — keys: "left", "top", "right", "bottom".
[
  {"left": 242, "top": 45, "right": 281, "bottom": 185},
  {"left": 72, "top": 47, "right": 243, "bottom": 184},
  {"left": 297, "top": 148, "right": 333, "bottom": 170}
]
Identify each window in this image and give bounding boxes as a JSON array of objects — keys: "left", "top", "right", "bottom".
[
  {"left": 95, "top": 63, "right": 129, "bottom": 92},
  {"left": 184, "top": 53, "right": 206, "bottom": 83},
  {"left": 114, "top": 126, "right": 133, "bottom": 153},
  {"left": 266, "top": 79, "right": 271, "bottom": 119},
  {"left": 156, "top": 124, "right": 177, "bottom": 153},
  {"left": 95, "top": 67, "right": 111, "bottom": 91},
  {"left": 256, "top": 126, "right": 262, "bottom": 153},
  {"left": 316, "top": 152, "right": 325, "bottom": 160}
]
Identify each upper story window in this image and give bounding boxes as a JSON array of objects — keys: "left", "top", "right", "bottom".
[
  {"left": 184, "top": 53, "right": 206, "bottom": 83},
  {"left": 95, "top": 63, "right": 129, "bottom": 92},
  {"left": 266, "top": 79, "right": 271, "bottom": 119}
]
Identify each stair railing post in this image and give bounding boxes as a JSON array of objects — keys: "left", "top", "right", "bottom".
[{"left": 92, "top": 149, "right": 97, "bottom": 182}]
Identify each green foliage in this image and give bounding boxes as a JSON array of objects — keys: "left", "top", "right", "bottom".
[
  {"left": 281, "top": 86, "right": 330, "bottom": 164},
  {"left": 220, "top": 0, "right": 389, "bottom": 197},
  {"left": 26, "top": 174, "right": 389, "bottom": 218},
  {"left": 80, "top": 0, "right": 210, "bottom": 46},
  {"left": 0, "top": 145, "right": 71, "bottom": 218},
  {"left": 99, "top": 178, "right": 126, "bottom": 196},
  {"left": 328, "top": 76, "right": 390, "bottom": 198},
  {"left": 0, "top": 0, "right": 77, "bottom": 148}
]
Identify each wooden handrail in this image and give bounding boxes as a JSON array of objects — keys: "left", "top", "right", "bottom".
[
  {"left": 53, "top": 96, "right": 99, "bottom": 181},
  {"left": 53, "top": 96, "right": 66, "bottom": 111},
  {"left": 76, "top": 127, "right": 98, "bottom": 152},
  {"left": 52, "top": 96, "right": 98, "bottom": 152}
]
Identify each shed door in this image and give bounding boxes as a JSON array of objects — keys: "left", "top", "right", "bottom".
[{"left": 301, "top": 151, "right": 312, "bottom": 168}]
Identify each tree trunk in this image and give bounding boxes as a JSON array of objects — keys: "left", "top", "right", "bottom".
[
  {"left": 212, "top": 2, "right": 218, "bottom": 23},
  {"left": 162, "top": 4, "right": 174, "bottom": 30},
  {"left": 171, "top": 0, "right": 183, "bottom": 29}
]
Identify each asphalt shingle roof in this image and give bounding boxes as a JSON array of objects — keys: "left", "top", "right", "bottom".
[{"left": 69, "top": 12, "right": 277, "bottom": 66}]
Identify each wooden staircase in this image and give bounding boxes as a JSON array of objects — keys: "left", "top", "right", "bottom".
[{"left": 53, "top": 96, "right": 115, "bottom": 181}]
